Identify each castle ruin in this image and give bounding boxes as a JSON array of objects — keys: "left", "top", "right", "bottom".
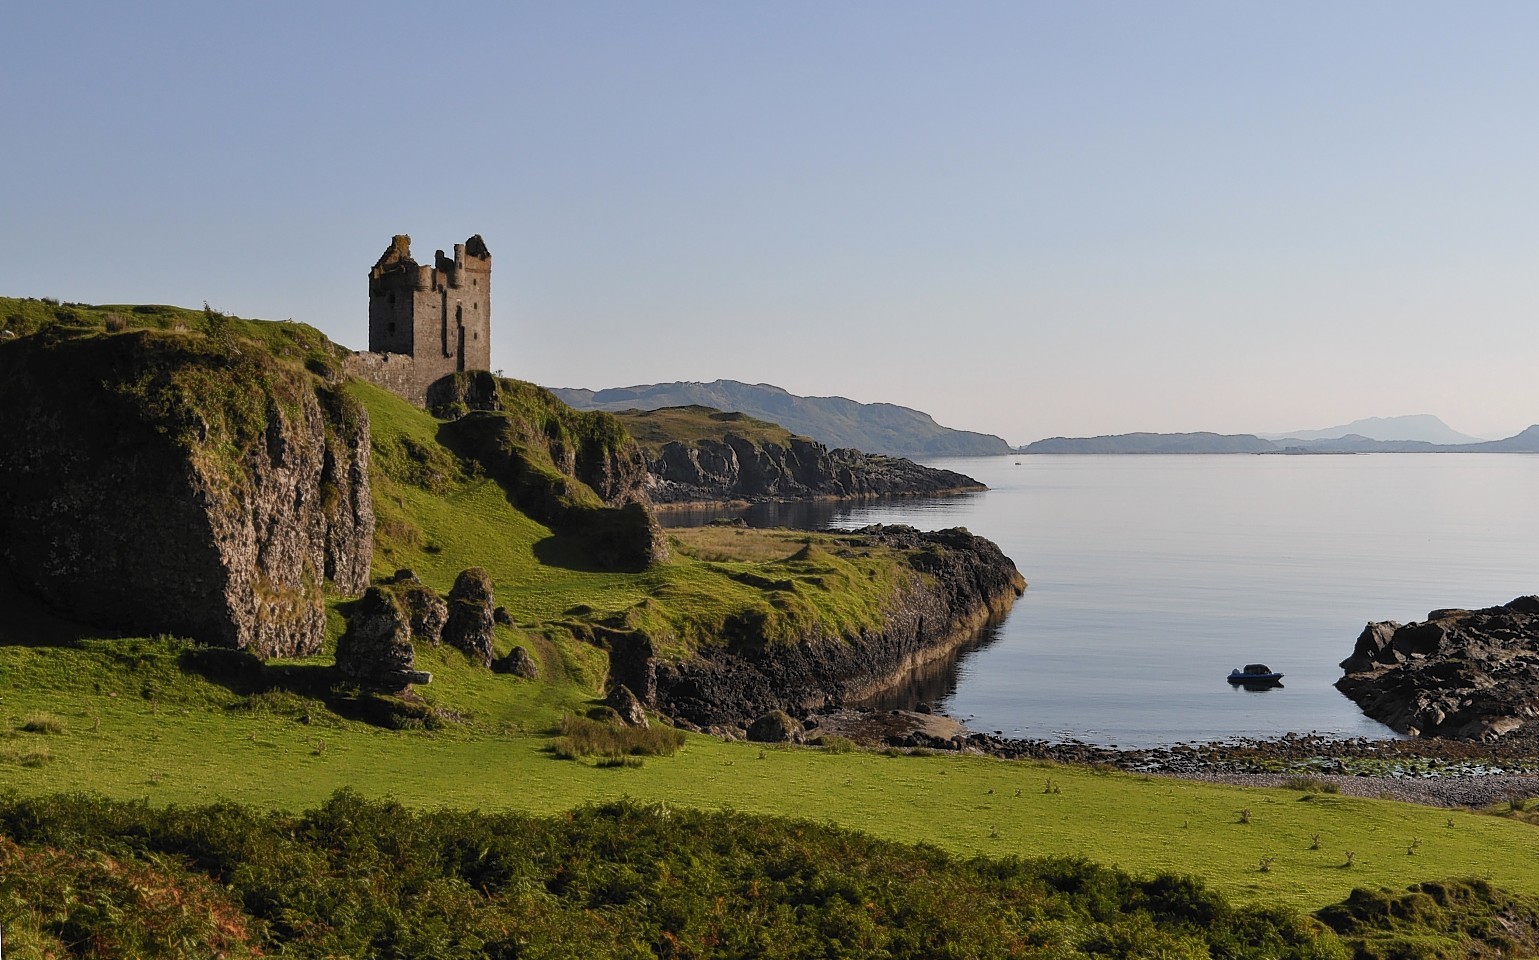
[{"left": 345, "top": 234, "right": 491, "bottom": 405}]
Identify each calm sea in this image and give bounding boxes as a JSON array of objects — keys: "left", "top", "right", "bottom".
[{"left": 661, "top": 454, "right": 1539, "bottom": 747}]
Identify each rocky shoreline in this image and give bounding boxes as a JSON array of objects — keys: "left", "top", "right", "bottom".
[
  {"left": 632, "top": 525, "right": 1026, "bottom": 728},
  {"left": 778, "top": 707, "right": 1539, "bottom": 808},
  {"left": 1337, "top": 596, "right": 1539, "bottom": 740},
  {"left": 642, "top": 431, "right": 986, "bottom": 505}
]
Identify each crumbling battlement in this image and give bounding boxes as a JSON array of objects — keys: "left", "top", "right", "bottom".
[{"left": 353, "top": 234, "right": 491, "bottom": 405}]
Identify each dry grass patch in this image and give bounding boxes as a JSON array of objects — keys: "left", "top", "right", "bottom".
[
  {"left": 670, "top": 526, "right": 820, "bottom": 563},
  {"left": 551, "top": 713, "right": 685, "bottom": 761},
  {"left": 20, "top": 712, "right": 65, "bottom": 735}
]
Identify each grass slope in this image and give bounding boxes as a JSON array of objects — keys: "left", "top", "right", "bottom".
[
  {"left": 0, "top": 303, "right": 1536, "bottom": 921},
  {"left": 1, "top": 614, "right": 1535, "bottom": 912}
]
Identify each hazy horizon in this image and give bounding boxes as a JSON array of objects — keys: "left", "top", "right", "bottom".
[{"left": 5, "top": 3, "right": 1536, "bottom": 443}]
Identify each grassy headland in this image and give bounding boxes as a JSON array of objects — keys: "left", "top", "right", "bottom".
[{"left": 2, "top": 299, "right": 1538, "bottom": 954}]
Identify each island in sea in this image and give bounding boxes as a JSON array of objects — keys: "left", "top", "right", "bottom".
[{"left": 1021, "top": 414, "right": 1539, "bottom": 454}]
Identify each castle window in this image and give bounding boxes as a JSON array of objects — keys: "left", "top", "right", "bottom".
[
  {"left": 388, "top": 292, "right": 396, "bottom": 306},
  {"left": 388, "top": 322, "right": 396, "bottom": 335}
]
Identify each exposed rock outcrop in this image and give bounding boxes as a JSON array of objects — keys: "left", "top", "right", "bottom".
[
  {"left": 1336, "top": 597, "right": 1539, "bottom": 740},
  {"left": 606, "top": 683, "right": 649, "bottom": 728},
  {"left": 611, "top": 525, "right": 1026, "bottom": 727},
  {"left": 385, "top": 570, "right": 447, "bottom": 645},
  {"left": 645, "top": 435, "right": 986, "bottom": 504},
  {"left": 0, "top": 328, "right": 372, "bottom": 657},
  {"left": 443, "top": 568, "right": 497, "bottom": 667},
  {"left": 336, "top": 587, "right": 431, "bottom": 689}
]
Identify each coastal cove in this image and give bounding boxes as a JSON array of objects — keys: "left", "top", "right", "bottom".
[{"left": 663, "top": 453, "right": 1539, "bottom": 748}]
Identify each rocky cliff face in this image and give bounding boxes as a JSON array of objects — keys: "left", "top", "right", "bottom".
[
  {"left": 1336, "top": 597, "right": 1539, "bottom": 740},
  {"left": 646, "top": 436, "right": 986, "bottom": 504},
  {"left": 0, "top": 328, "right": 372, "bottom": 657},
  {"left": 609, "top": 525, "right": 1026, "bottom": 727}
]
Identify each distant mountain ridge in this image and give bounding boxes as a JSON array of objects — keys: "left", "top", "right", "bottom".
[
  {"left": 1024, "top": 432, "right": 1275, "bottom": 454},
  {"left": 1260, "top": 414, "right": 1483, "bottom": 445},
  {"left": 1022, "top": 425, "right": 1539, "bottom": 455},
  {"left": 549, "top": 380, "right": 1011, "bottom": 459}
]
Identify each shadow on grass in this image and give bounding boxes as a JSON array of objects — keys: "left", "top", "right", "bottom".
[
  {"left": 531, "top": 534, "right": 638, "bottom": 573},
  {"left": 179, "top": 646, "right": 445, "bottom": 730}
]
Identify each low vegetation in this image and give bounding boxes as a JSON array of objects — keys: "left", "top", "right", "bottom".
[
  {"left": 6, "top": 790, "right": 1534, "bottom": 959},
  {"left": 551, "top": 711, "right": 686, "bottom": 761}
]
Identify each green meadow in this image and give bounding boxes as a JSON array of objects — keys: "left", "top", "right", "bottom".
[{"left": 1, "top": 302, "right": 1537, "bottom": 942}]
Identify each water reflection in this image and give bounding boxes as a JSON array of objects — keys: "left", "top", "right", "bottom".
[
  {"left": 655, "top": 496, "right": 969, "bottom": 531},
  {"left": 850, "top": 620, "right": 1005, "bottom": 712}
]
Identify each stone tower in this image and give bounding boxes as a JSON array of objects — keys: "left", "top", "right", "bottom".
[{"left": 366, "top": 234, "right": 491, "bottom": 397}]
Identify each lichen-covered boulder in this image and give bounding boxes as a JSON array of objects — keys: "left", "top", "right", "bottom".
[
  {"left": 606, "top": 684, "right": 649, "bottom": 728},
  {"left": 747, "top": 710, "right": 803, "bottom": 744},
  {"left": 380, "top": 570, "right": 447, "bottom": 645},
  {"left": 497, "top": 645, "right": 540, "bottom": 680},
  {"left": 401, "top": 584, "right": 447, "bottom": 646},
  {"left": 336, "top": 587, "right": 431, "bottom": 689},
  {"left": 443, "top": 567, "right": 496, "bottom": 667}
]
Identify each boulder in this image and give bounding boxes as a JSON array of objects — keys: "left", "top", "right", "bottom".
[
  {"left": 443, "top": 567, "right": 496, "bottom": 667},
  {"left": 336, "top": 587, "right": 431, "bottom": 689},
  {"left": 606, "top": 684, "right": 649, "bottom": 728},
  {"left": 1339, "top": 620, "right": 1400, "bottom": 674},
  {"left": 747, "top": 710, "right": 804, "bottom": 744},
  {"left": 497, "top": 645, "right": 540, "bottom": 680}
]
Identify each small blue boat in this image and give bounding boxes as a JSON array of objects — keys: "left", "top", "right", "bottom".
[{"left": 1227, "top": 663, "right": 1283, "bottom": 684}]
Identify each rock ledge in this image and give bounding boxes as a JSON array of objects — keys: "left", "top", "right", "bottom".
[{"left": 1336, "top": 596, "right": 1539, "bottom": 740}]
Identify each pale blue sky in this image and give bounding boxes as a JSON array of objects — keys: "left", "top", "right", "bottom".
[{"left": 4, "top": 2, "right": 1537, "bottom": 442}]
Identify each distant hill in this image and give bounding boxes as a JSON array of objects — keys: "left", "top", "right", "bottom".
[
  {"left": 1262, "top": 414, "right": 1483, "bottom": 445},
  {"left": 1459, "top": 425, "right": 1539, "bottom": 452},
  {"left": 549, "top": 380, "right": 1011, "bottom": 458},
  {"left": 1022, "top": 432, "right": 1277, "bottom": 454},
  {"left": 1022, "top": 425, "right": 1539, "bottom": 455}
]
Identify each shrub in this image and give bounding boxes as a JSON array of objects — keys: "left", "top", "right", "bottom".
[
  {"left": 813, "top": 734, "right": 858, "bottom": 754},
  {"left": 551, "top": 712, "right": 684, "bottom": 760},
  {"left": 595, "top": 756, "right": 644, "bottom": 769},
  {"left": 1283, "top": 776, "right": 1339, "bottom": 794},
  {"left": 2, "top": 745, "right": 53, "bottom": 767},
  {"left": 20, "top": 713, "right": 65, "bottom": 735}
]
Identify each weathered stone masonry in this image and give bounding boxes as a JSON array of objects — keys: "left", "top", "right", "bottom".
[{"left": 345, "top": 234, "right": 491, "bottom": 405}]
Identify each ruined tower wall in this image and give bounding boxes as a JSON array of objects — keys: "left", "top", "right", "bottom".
[{"left": 363, "top": 234, "right": 492, "bottom": 405}]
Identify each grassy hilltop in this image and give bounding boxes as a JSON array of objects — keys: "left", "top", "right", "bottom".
[{"left": 3, "top": 298, "right": 1539, "bottom": 956}]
